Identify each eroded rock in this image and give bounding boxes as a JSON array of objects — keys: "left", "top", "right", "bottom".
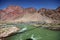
[{"left": 0, "top": 27, "right": 19, "bottom": 38}]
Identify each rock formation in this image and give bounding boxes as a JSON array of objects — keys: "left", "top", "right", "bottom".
[
  {"left": 0, "top": 27, "right": 19, "bottom": 38},
  {"left": 0, "top": 6, "right": 60, "bottom": 24}
]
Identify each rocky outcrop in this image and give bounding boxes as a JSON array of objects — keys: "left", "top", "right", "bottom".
[
  {"left": 0, "top": 6, "right": 60, "bottom": 24},
  {"left": 25, "top": 7, "right": 37, "bottom": 13},
  {"left": 0, "top": 6, "right": 25, "bottom": 21},
  {"left": 38, "top": 7, "right": 60, "bottom": 24},
  {"left": 38, "top": 8, "right": 46, "bottom": 13},
  {"left": 56, "top": 7, "right": 60, "bottom": 13},
  {"left": 0, "top": 27, "right": 19, "bottom": 38}
]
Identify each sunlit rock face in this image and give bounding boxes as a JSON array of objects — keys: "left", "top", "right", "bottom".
[
  {"left": 38, "top": 7, "right": 60, "bottom": 24},
  {"left": 3, "top": 6, "right": 24, "bottom": 13},
  {"left": 38, "top": 8, "right": 46, "bottom": 13},
  {"left": 0, "top": 6, "right": 60, "bottom": 24},
  {"left": 1, "top": 6, "right": 25, "bottom": 21},
  {"left": 25, "top": 7, "right": 37, "bottom": 13},
  {"left": 0, "top": 27, "right": 19, "bottom": 38}
]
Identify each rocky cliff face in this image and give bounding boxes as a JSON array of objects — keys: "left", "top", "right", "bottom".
[
  {"left": 0, "top": 6, "right": 60, "bottom": 24},
  {"left": 38, "top": 7, "right": 60, "bottom": 24},
  {"left": 0, "top": 6, "right": 24, "bottom": 21},
  {"left": 56, "top": 7, "right": 60, "bottom": 13}
]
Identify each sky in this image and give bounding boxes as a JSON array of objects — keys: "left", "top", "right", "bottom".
[{"left": 0, "top": 0, "right": 60, "bottom": 10}]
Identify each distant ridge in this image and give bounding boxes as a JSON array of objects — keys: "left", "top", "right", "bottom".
[{"left": 0, "top": 5, "right": 60, "bottom": 24}]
